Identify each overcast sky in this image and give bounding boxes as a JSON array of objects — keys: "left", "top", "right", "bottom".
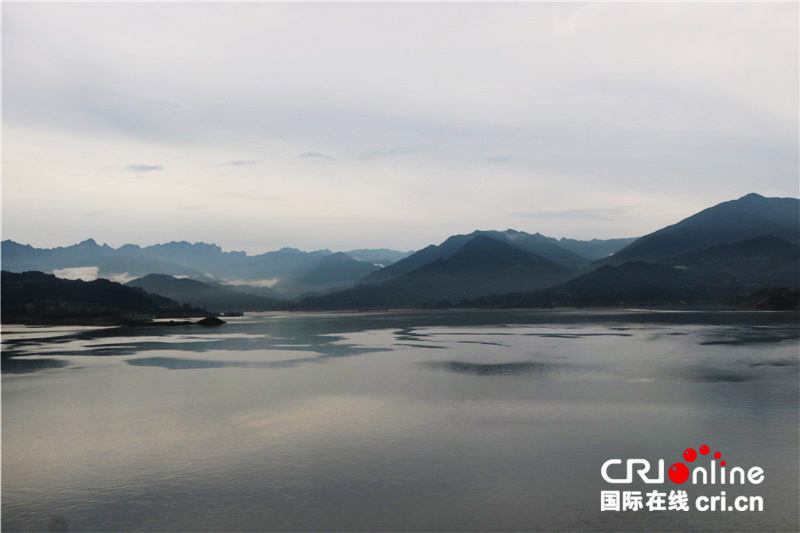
[{"left": 2, "top": 2, "right": 798, "bottom": 254}]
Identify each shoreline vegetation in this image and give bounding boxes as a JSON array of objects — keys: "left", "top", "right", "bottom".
[
  {"left": 1, "top": 283, "right": 796, "bottom": 328},
  {"left": 0, "top": 314, "right": 228, "bottom": 328}
]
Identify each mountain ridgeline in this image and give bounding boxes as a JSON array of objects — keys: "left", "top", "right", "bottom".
[
  {"left": 1, "top": 240, "right": 400, "bottom": 299},
  {"left": 2, "top": 193, "right": 798, "bottom": 318},
  {"left": 0, "top": 271, "right": 196, "bottom": 324},
  {"left": 360, "top": 229, "right": 597, "bottom": 285},
  {"left": 596, "top": 193, "right": 799, "bottom": 265},
  {"left": 126, "top": 274, "right": 285, "bottom": 313},
  {"left": 300, "top": 193, "right": 798, "bottom": 309},
  {"left": 457, "top": 195, "right": 799, "bottom": 308},
  {"left": 302, "top": 235, "right": 577, "bottom": 308}
]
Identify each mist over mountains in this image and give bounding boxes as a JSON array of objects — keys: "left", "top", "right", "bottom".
[
  {"left": 1, "top": 239, "right": 404, "bottom": 299},
  {"left": 2, "top": 193, "right": 798, "bottom": 318},
  {"left": 2, "top": 228, "right": 630, "bottom": 302},
  {"left": 1, "top": 271, "right": 196, "bottom": 324}
]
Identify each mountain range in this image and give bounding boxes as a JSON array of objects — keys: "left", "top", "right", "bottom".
[
  {"left": 2, "top": 230, "right": 632, "bottom": 300},
  {"left": 300, "top": 193, "right": 799, "bottom": 309},
  {"left": 1, "top": 239, "right": 400, "bottom": 299},
  {"left": 457, "top": 196, "right": 799, "bottom": 308},
  {"left": 2, "top": 193, "right": 798, "bottom": 317},
  {"left": 596, "top": 193, "right": 799, "bottom": 265},
  {"left": 302, "top": 235, "right": 577, "bottom": 308},
  {"left": 126, "top": 274, "right": 284, "bottom": 313},
  {"left": 1, "top": 271, "right": 189, "bottom": 324}
]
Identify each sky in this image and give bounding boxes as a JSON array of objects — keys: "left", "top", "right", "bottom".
[{"left": 2, "top": 2, "right": 798, "bottom": 254}]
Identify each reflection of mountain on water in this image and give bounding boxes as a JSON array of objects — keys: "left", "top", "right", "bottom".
[
  {"left": 424, "top": 361, "right": 560, "bottom": 376},
  {"left": 2, "top": 358, "right": 70, "bottom": 374},
  {"left": 127, "top": 356, "right": 320, "bottom": 370},
  {"left": 699, "top": 325, "right": 800, "bottom": 346}
]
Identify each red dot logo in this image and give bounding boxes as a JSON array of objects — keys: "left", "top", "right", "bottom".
[
  {"left": 683, "top": 448, "right": 697, "bottom": 462},
  {"left": 714, "top": 451, "right": 721, "bottom": 459},
  {"left": 668, "top": 462, "right": 690, "bottom": 484},
  {"left": 699, "top": 444, "right": 710, "bottom": 455}
]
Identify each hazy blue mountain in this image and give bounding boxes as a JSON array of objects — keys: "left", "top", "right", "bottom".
[
  {"left": 213, "top": 282, "right": 282, "bottom": 300},
  {"left": 480, "top": 230, "right": 591, "bottom": 268},
  {"left": 274, "top": 253, "right": 382, "bottom": 298},
  {"left": 293, "top": 253, "right": 380, "bottom": 289},
  {"left": 1, "top": 239, "right": 410, "bottom": 299},
  {"left": 127, "top": 274, "right": 285, "bottom": 312},
  {"left": 465, "top": 262, "right": 691, "bottom": 307},
  {"left": 139, "top": 242, "right": 333, "bottom": 281},
  {"left": 360, "top": 243, "right": 450, "bottom": 284},
  {"left": 1, "top": 239, "right": 340, "bottom": 290},
  {"left": 301, "top": 235, "right": 575, "bottom": 308},
  {"left": 141, "top": 240, "right": 322, "bottom": 271},
  {"left": 2, "top": 271, "right": 182, "bottom": 323},
  {"left": 345, "top": 248, "right": 413, "bottom": 266},
  {"left": 599, "top": 193, "right": 800, "bottom": 265},
  {"left": 556, "top": 237, "right": 638, "bottom": 260},
  {"left": 141, "top": 241, "right": 230, "bottom": 268},
  {"left": 413, "top": 229, "right": 590, "bottom": 269},
  {"left": 662, "top": 235, "right": 799, "bottom": 288},
  {"left": 463, "top": 235, "right": 800, "bottom": 308},
  {"left": 409, "top": 235, "right": 574, "bottom": 288},
  {"left": 1, "top": 239, "right": 204, "bottom": 279},
  {"left": 4, "top": 193, "right": 796, "bottom": 309},
  {"left": 361, "top": 229, "right": 591, "bottom": 285}
]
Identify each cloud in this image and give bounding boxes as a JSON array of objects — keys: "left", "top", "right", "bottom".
[
  {"left": 224, "top": 278, "right": 279, "bottom": 288},
  {"left": 298, "top": 152, "right": 335, "bottom": 161},
  {"left": 357, "top": 147, "right": 418, "bottom": 160},
  {"left": 484, "top": 155, "right": 513, "bottom": 164},
  {"left": 126, "top": 164, "right": 163, "bottom": 173},
  {"left": 1, "top": 3, "right": 796, "bottom": 252},
  {"left": 219, "top": 160, "right": 259, "bottom": 167},
  {"left": 107, "top": 272, "right": 138, "bottom": 284},
  {"left": 212, "top": 193, "right": 283, "bottom": 202},
  {"left": 513, "top": 207, "right": 631, "bottom": 221},
  {"left": 52, "top": 266, "right": 99, "bottom": 281}
]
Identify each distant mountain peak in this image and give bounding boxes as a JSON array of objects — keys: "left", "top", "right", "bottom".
[
  {"left": 502, "top": 229, "right": 525, "bottom": 240},
  {"left": 739, "top": 192, "right": 765, "bottom": 200},
  {"left": 597, "top": 193, "right": 799, "bottom": 265},
  {"left": 167, "top": 240, "right": 221, "bottom": 250}
]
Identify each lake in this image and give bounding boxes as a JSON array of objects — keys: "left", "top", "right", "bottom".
[{"left": 2, "top": 309, "right": 798, "bottom": 532}]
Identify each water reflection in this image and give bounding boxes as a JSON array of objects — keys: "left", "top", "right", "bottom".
[
  {"left": 699, "top": 325, "right": 799, "bottom": 345},
  {"left": 424, "top": 361, "right": 560, "bottom": 375},
  {"left": 2, "top": 310, "right": 798, "bottom": 532},
  {"left": 2, "top": 357, "right": 69, "bottom": 374}
]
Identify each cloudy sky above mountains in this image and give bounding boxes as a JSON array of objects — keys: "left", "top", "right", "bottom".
[{"left": 3, "top": 2, "right": 798, "bottom": 253}]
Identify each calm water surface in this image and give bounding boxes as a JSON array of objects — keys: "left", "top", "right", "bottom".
[{"left": 2, "top": 309, "right": 798, "bottom": 532}]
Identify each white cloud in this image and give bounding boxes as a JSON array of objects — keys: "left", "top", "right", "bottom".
[
  {"left": 2, "top": 2, "right": 797, "bottom": 252},
  {"left": 53, "top": 266, "right": 99, "bottom": 281},
  {"left": 224, "top": 279, "right": 279, "bottom": 289},
  {"left": 107, "top": 272, "right": 138, "bottom": 284},
  {"left": 126, "top": 164, "right": 163, "bottom": 173},
  {"left": 219, "top": 160, "right": 259, "bottom": 167},
  {"left": 297, "top": 152, "right": 335, "bottom": 161}
]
